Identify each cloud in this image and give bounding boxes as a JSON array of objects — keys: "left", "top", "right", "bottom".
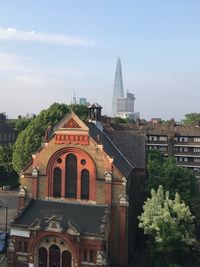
[{"left": 0, "top": 27, "right": 95, "bottom": 46}]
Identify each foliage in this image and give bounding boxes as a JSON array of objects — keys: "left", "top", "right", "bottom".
[
  {"left": 147, "top": 150, "right": 200, "bottom": 237},
  {"left": 12, "top": 103, "right": 89, "bottom": 174},
  {"left": 181, "top": 113, "right": 200, "bottom": 125},
  {"left": 15, "top": 117, "right": 33, "bottom": 132},
  {"left": 139, "top": 185, "right": 195, "bottom": 266},
  {"left": 0, "top": 144, "right": 18, "bottom": 186},
  {"left": 68, "top": 104, "right": 88, "bottom": 121}
]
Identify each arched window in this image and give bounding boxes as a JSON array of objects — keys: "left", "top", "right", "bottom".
[
  {"left": 65, "top": 154, "right": 77, "bottom": 198},
  {"left": 38, "top": 247, "right": 47, "bottom": 267},
  {"left": 81, "top": 169, "right": 89, "bottom": 199},
  {"left": 62, "top": 250, "right": 72, "bottom": 267},
  {"left": 49, "top": 245, "right": 60, "bottom": 267},
  {"left": 53, "top": 167, "right": 61, "bottom": 197}
]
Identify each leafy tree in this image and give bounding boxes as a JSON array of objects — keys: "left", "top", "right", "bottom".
[
  {"left": 15, "top": 117, "right": 33, "bottom": 132},
  {"left": 68, "top": 104, "right": 88, "bottom": 121},
  {"left": 139, "top": 185, "right": 195, "bottom": 266},
  {"left": 0, "top": 144, "right": 18, "bottom": 186},
  {"left": 147, "top": 150, "right": 200, "bottom": 238},
  {"left": 147, "top": 150, "right": 197, "bottom": 205},
  {"left": 181, "top": 113, "right": 200, "bottom": 125},
  {"left": 12, "top": 103, "right": 89, "bottom": 174}
]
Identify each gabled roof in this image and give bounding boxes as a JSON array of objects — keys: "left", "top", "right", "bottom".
[
  {"left": 53, "top": 110, "right": 89, "bottom": 132},
  {"left": 11, "top": 199, "right": 109, "bottom": 236},
  {"left": 87, "top": 122, "right": 134, "bottom": 177}
]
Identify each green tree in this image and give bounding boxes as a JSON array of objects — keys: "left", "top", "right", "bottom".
[
  {"left": 181, "top": 113, "right": 200, "bottom": 125},
  {"left": 147, "top": 151, "right": 197, "bottom": 205},
  {"left": 68, "top": 104, "right": 88, "bottom": 121},
  {"left": 138, "top": 185, "right": 195, "bottom": 266},
  {"left": 0, "top": 144, "right": 18, "bottom": 186},
  {"left": 15, "top": 117, "right": 33, "bottom": 132}
]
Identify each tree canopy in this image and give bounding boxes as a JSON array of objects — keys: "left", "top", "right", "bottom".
[
  {"left": 147, "top": 150, "right": 198, "bottom": 207},
  {"left": 0, "top": 144, "right": 18, "bottom": 186},
  {"left": 139, "top": 185, "right": 195, "bottom": 266},
  {"left": 12, "top": 103, "right": 89, "bottom": 174},
  {"left": 181, "top": 113, "right": 200, "bottom": 125}
]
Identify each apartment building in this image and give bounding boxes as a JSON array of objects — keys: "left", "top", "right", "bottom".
[{"left": 102, "top": 119, "right": 200, "bottom": 175}]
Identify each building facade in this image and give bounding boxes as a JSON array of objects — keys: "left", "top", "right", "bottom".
[
  {"left": 8, "top": 105, "right": 146, "bottom": 267},
  {"left": 102, "top": 119, "right": 200, "bottom": 176},
  {"left": 0, "top": 113, "right": 17, "bottom": 145}
]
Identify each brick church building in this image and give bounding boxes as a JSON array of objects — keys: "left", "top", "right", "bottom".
[{"left": 7, "top": 104, "right": 146, "bottom": 267}]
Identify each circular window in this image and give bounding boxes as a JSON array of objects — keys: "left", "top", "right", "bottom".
[
  {"left": 81, "top": 159, "right": 86, "bottom": 165},
  {"left": 57, "top": 158, "right": 62, "bottom": 164}
]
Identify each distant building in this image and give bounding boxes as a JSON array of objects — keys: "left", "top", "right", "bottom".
[
  {"left": 0, "top": 113, "right": 17, "bottom": 144},
  {"left": 111, "top": 58, "right": 139, "bottom": 120},
  {"left": 117, "top": 92, "right": 139, "bottom": 120},
  {"left": 79, "top": 98, "right": 89, "bottom": 106},
  {"left": 112, "top": 58, "right": 124, "bottom": 117}
]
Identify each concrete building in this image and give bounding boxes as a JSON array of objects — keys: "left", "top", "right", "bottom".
[
  {"left": 102, "top": 118, "right": 200, "bottom": 176},
  {"left": 117, "top": 92, "right": 139, "bottom": 120},
  {"left": 8, "top": 105, "right": 146, "bottom": 267}
]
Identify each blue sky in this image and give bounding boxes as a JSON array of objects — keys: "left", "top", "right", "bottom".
[{"left": 0, "top": 1, "right": 200, "bottom": 120}]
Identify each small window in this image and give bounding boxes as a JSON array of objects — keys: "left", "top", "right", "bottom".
[
  {"left": 19, "top": 241, "right": 22, "bottom": 252},
  {"left": 83, "top": 250, "right": 88, "bottom": 261},
  {"left": 89, "top": 250, "right": 94, "bottom": 262}
]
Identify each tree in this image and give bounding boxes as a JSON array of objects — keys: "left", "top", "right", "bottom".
[
  {"left": 15, "top": 117, "right": 33, "bottom": 132},
  {"left": 181, "top": 113, "right": 200, "bottom": 125},
  {"left": 68, "top": 104, "right": 88, "bottom": 121},
  {"left": 12, "top": 103, "right": 89, "bottom": 174},
  {"left": 0, "top": 144, "right": 18, "bottom": 186},
  {"left": 147, "top": 150, "right": 197, "bottom": 205},
  {"left": 138, "top": 185, "right": 195, "bottom": 266}
]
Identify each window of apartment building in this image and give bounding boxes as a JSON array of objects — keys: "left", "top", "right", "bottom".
[
  {"left": 159, "top": 146, "right": 167, "bottom": 151},
  {"left": 3, "top": 134, "right": 7, "bottom": 141},
  {"left": 148, "top": 136, "right": 158, "bottom": 141},
  {"left": 194, "top": 158, "right": 200, "bottom": 163},
  {"left": 158, "top": 136, "right": 168, "bottom": 141},
  {"left": 179, "top": 147, "right": 189, "bottom": 152},
  {"left": 194, "top": 137, "right": 200, "bottom": 142},
  {"left": 194, "top": 147, "right": 200, "bottom": 153},
  {"left": 178, "top": 157, "right": 188, "bottom": 162}
]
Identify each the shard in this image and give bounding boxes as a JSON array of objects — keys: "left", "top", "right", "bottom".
[{"left": 112, "top": 57, "right": 124, "bottom": 117}]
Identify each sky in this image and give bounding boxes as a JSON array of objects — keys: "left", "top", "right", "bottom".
[{"left": 0, "top": 0, "right": 200, "bottom": 120}]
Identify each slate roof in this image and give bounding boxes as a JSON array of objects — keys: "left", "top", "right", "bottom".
[
  {"left": 11, "top": 199, "right": 108, "bottom": 236},
  {"left": 87, "top": 122, "right": 134, "bottom": 177},
  {"left": 104, "top": 130, "right": 146, "bottom": 169}
]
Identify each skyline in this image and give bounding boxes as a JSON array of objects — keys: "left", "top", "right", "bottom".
[{"left": 0, "top": 1, "right": 200, "bottom": 120}]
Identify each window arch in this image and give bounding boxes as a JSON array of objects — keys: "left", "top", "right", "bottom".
[
  {"left": 53, "top": 167, "right": 61, "bottom": 197},
  {"left": 65, "top": 154, "right": 77, "bottom": 198},
  {"left": 81, "top": 169, "right": 89, "bottom": 199}
]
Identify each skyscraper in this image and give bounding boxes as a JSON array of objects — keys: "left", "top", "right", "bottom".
[{"left": 112, "top": 57, "right": 124, "bottom": 117}]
